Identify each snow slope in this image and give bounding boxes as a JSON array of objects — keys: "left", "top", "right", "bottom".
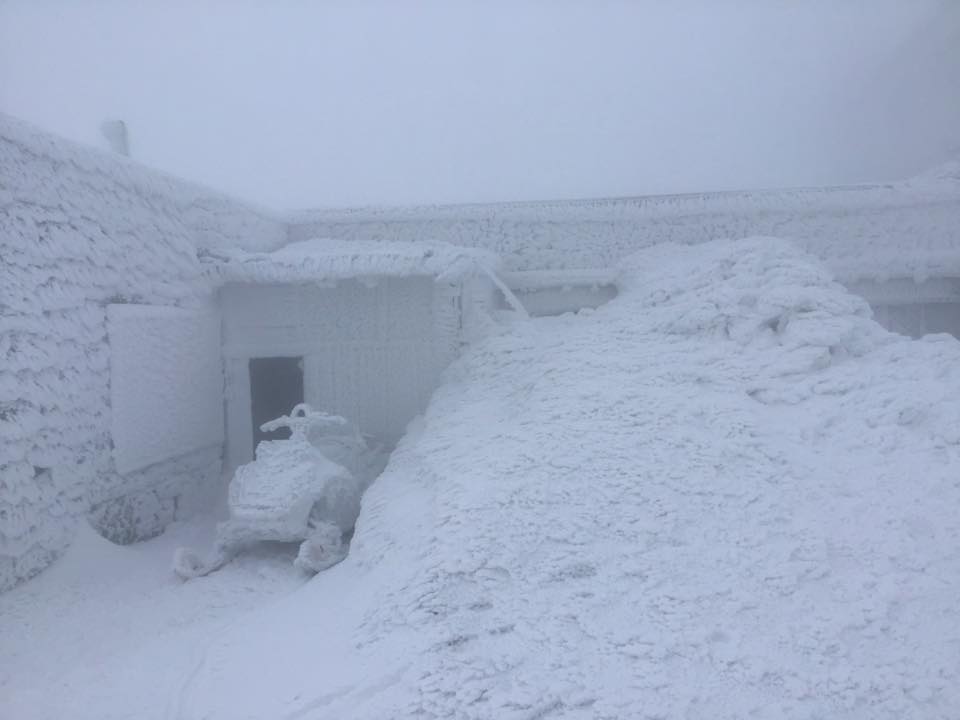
[{"left": 4, "top": 238, "right": 960, "bottom": 718}]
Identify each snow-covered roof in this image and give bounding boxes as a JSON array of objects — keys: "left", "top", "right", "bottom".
[
  {"left": 201, "top": 238, "right": 500, "bottom": 286},
  {"left": 285, "top": 169, "right": 960, "bottom": 284}
]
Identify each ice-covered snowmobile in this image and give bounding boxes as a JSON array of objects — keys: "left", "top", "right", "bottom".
[{"left": 173, "top": 404, "right": 385, "bottom": 579}]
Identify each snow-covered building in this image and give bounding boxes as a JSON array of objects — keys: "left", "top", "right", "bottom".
[
  {"left": 0, "top": 114, "right": 494, "bottom": 591},
  {"left": 290, "top": 166, "right": 960, "bottom": 336},
  {"left": 2, "top": 112, "right": 959, "bottom": 591},
  {"left": 204, "top": 240, "right": 495, "bottom": 471},
  {"left": 2, "top": 114, "right": 276, "bottom": 590}
]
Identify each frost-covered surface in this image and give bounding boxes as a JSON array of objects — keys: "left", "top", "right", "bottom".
[
  {"left": 193, "top": 238, "right": 960, "bottom": 719},
  {"left": 5, "top": 238, "right": 959, "bottom": 718},
  {"left": 174, "top": 408, "right": 389, "bottom": 579},
  {"left": 209, "top": 239, "right": 498, "bottom": 456},
  {"left": 204, "top": 238, "right": 500, "bottom": 286},
  {"left": 0, "top": 113, "right": 286, "bottom": 254},
  {"left": 0, "top": 113, "right": 284, "bottom": 590},
  {"left": 87, "top": 446, "right": 221, "bottom": 545},
  {"left": 290, "top": 175, "right": 960, "bottom": 284},
  {"left": 226, "top": 437, "right": 354, "bottom": 533},
  {"left": 108, "top": 304, "right": 223, "bottom": 474},
  {"left": 221, "top": 276, "right": 464, "bottom": 459},
  {"left": 0, "top": 516, "right": 308, "bottom": 718}
]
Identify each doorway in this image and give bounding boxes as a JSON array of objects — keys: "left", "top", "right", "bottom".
[{"left": 249, "top": 356, "right": 304, "bottom": 451}]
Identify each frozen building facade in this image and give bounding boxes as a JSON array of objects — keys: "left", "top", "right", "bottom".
[
  {"left": 1, "top": 115, "right": 283, "bottom": 589},
  {"left": 0, "top": 114, "right": 494, "bottom": 590},
  {"left": 2, "top": 112, "right": 959, "bottom": 590},
  {"left": 205, "top": 240, "right": 496, "bottom": 471}
]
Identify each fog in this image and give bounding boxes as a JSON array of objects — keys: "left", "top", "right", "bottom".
[{"left": 1, "top": 0, "right": 957, "bottom": 208}]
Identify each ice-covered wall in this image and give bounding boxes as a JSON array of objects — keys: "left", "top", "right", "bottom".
[
  {"left": 220, "top": 277, "right": 462, "bottom": 470},
  {"left": 289, "top": 179, "right": 960, "bottom": 285},
  {"left": 0, "top": 114, "right": 285, "bottom": 590},
  {"left": 107, "top": 304, "right": 223, "bottom": 474}
]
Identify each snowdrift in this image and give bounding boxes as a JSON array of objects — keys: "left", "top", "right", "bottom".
[
  {"left": 13, "top": 238, "right": 960, "bottom": 719},
  {"left": 178, "top": 237, "right": 960, "bottom": 719}
]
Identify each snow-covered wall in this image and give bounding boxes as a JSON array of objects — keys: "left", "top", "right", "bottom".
[
  {"left": 220, "top": 277, "right": 462, "bottom": 470},
  {"left": 0, "top": 114, "right": 285, "bottom": 590},
  {"left": 289, "top": 179, "right": 960, "bottom": 285},
  {"left": 291, "top": 179, "right": 960, "bottom": 337},
  {"left": 107, "top": 304, "right": 223, "bottom": 475}
]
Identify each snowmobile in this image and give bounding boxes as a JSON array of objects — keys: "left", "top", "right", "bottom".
[{"left": 173, "top": 404, "right": 385, "bottom": 579}]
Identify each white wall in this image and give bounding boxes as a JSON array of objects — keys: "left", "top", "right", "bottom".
[
  {"left": 869, "top": 303, "right": 960, "bottom": 338},
  {"left": 0, "top": 114, "right": 285, "bottom": 590},
  {"left": 847, "top": 278, "right": 960, "bottom": 338},
  {"left": 220, "top": 278, "right": 461, "bottom": 470}
]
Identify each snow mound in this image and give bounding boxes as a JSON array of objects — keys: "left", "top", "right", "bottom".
[{"left": 620, "top": 239, "right": 960, "bottom": 437}]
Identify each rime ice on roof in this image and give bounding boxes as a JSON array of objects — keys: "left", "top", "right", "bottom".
[
  {"left": 201, "top": 238, "right": 500, "bottom": 286},
  {"left": 286, "top": 164, "right": 960, "bottom": 285}
]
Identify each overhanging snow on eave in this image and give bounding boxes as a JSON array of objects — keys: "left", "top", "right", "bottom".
[{"left": 199, "top": 238, "right": 501, "bottom": 287}]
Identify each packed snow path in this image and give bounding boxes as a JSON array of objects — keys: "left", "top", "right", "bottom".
[{"left": 4, "top": 238, "right": 960, "bottom": 719}]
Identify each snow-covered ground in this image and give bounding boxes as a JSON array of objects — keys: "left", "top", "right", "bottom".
[
  {"left": 4, "top": 238, "right": 960, "bottom": 719},
  {"left": 0, "top": 512, "right": 308, "bottom": 719}
]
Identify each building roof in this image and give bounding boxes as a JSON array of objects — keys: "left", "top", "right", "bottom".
[
  {"left": 285, "top": 166, "right": 960, "bottom": 285},
  {"left": 201, "top": 238, "right": 500, "bottom": 286}
]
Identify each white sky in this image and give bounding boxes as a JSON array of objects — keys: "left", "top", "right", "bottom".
[{"left": 1, "top": 1, "right": 957, "bottom": 209}]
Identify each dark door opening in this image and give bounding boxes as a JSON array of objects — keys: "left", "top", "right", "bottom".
[{"left": 249, "top": 356, "right": 304, "bottom": 452}]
